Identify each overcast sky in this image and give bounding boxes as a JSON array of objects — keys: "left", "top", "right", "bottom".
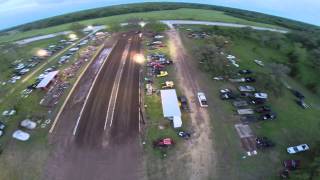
[{"left": 0, "top": 0, "right": 319, "bottom": 30}]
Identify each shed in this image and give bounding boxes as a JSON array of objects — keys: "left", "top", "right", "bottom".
[
  {"left": 160, "top": 89, "right": 182, "bottom": 128},
  {"left": 36, "top": 71, "right": 59, "bottom": 90}
]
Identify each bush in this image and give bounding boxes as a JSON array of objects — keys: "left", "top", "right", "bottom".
[{"left": 144, "top": 21, "right": 168, "bottom": 33}]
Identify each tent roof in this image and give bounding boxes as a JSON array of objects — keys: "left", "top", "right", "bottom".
[
  {"left": 160, "top": 89, "right": 181, "bottom": 117},
  {"left": 36, "top": 71, "right": 59, "bottom": 88}
]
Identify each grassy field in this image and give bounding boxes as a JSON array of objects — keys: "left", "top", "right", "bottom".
[
  {"left": 0, "top": 8, "right": 284, "bottom": 44},
  {"left": 179, "top": 26, "right": 320, "bottom": 179},
  {"left": 0, "top": 36, "right": 64, "bottom": 82},
  {"left": 0, "top": 34, "right": 104, "bottom": 180}
]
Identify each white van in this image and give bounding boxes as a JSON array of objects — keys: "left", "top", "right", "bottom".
[{"left": 197, "top": 92, "right": 208, "bottom": 107}]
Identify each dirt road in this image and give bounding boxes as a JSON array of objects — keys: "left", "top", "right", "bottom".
[
  {"left": 167, "top": 28, "right": 216, "bottom": 180},
  {"left": 43, "top": 33, "right": 144, "bottom": 180},
  {"left": 161, "top": 20, "right": 288, "bottom": 33}
]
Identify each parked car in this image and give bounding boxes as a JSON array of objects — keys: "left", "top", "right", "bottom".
[
  {"left": 220, "top": 92, "right": 235, "bottom": 100},
  {"left": 237, "top": 109, "right": 254, "bottom": 115},
  {"left": 178, "top": 96, "right": 188, "bottom": 110},
  {"left": 296, "top": 99, "right": 309, "bottom": 109},
  {"left": 283, "top": 160, "right": 300, "bottom": 170},
  {"left": 20, "top": 119, "right": 37, "bottom": 130},
  {"left": 240, "top": 115, "right": 257, "bottom": 123},
  {"left": 213, "top": 76, "right": 224, "bottom": 81},
  {"left": 240, "top": 92, "right": 253, "bottom": 98},
  {"left": 254, "top": 59, "right": 264, "bottom": 66},
  {"left": 153, "top": 138, "right": 174, "bottom": 148},
  {"left": 156, "top": 71, "right": 168, "bottom": 77},
  {"left": 161, "top": 81, "right": 174, "bottom": 89},
  {"left": 255, "top": 106, "right": 271, "bottom": 113},
  {"left": 220, "top": 89, "right": 235, "bottom": 100},
  {"left": 287, "top": 144, "right": 309, "bottom": 154},
  {"left": 238, "top": 85, "right": 256, "bottom": 92},
  {"left": 0, "top": 121, "right": 5, "bottom": 136},
  {"left": 249, "top": 98, "right": 266, "bottom": 105},
  {"left": 197, "top": 92, "right": 208, "bottom": 107},
  {"left": 233, "top": 100, "right": 249, "bottom": 107},
  {"left": 260, "top": 112, "right": 276, "bottom": 120},
  {"left": 12, "top": 130, "right": 30, "bottom": 141},
  {"left": 291, "top": 90, "right": 305, "bottom": 99},
  {"left": 178, "top": 131, "right": 191, "bottom": 139},
  {"left": 220, "top": 89, "right": 231, "bottom": 94},
  {"left": 256, "top": 137, "right": 275, "bottom": 149},
  {"left": 244, "top": 77, "right": 256, "bottom": 82},
  {"left": 238, "top": 69, "right": 252, "bottom": 74},
  {"left": 2, "top": 109, "right": 16, "bottom": 116},
  {"left": 254, "top": 93, "right": 268, "bottom": 99},
  {"left": 280, "top": 169, "right": 289, "bottom": 179}
]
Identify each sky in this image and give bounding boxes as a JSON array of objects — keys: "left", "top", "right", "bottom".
[{"left": 0, "top": 0, "right": 319, "bottom": 30}]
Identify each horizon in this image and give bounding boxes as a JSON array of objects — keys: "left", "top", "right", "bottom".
[{"left": 1, "top": 0, "right": 320, "bottom": 30}]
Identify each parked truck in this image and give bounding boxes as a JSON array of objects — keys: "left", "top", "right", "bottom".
[{"left": 197, "top": 92, "right": 208, "bottom": 107}]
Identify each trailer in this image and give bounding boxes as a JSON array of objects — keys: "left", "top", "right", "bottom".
[
  {"left": 233, "top": 100, "right": 249, "bottom": 107},
  {"left": 237, "top": 109, "right": 254, "bottom": 115}
]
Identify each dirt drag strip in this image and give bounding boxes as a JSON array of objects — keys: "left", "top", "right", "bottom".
[{"left": 43, "top": 33, "right": 144, "bottom": 180}]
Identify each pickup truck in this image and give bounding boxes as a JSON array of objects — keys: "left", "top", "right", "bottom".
[{"left": 197, "top": 92, "right": 208, "bottom": 107}]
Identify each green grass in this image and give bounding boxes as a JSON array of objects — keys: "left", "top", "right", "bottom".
[
  {"left": 0, "top": 36, "right": 65, "bottom": 82},
  {"left": 0, "top": 8, "right": 283, "bottom": 44},
  {"left": 179, "top": 28, "right": 320, "bottom": 179},
  {"left": 143, "top": 32, "right": 193, "bottom": 180},
  {"left": 142, "top": 35, "right": 180, "bottom": 157},
  {"left": 0, "top": 35, "right": 102, "bottom": 180}
]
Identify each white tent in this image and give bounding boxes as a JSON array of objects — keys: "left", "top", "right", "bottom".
[
  {"left": 160, "top": 89, "right": 182, "bottom": 128},
  {"left": 36, "top": 71, "right": 59, "bottom": 89}
]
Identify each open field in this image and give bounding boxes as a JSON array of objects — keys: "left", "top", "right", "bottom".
[
  {"left": 179, "top": 26, "right": 320, "bottom": 179},
  {"left": 0, "top": 36, "right": 65, "bottom": 82},
  {"left": 0, "top": 8, "right": 283, "bottom": 44},
  {"left": 0, "top": 32, "right": 108, "bottom": 180}
]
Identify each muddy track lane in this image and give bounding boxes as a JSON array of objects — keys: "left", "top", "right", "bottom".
[
  {"left": 75, "top": 37, "right": 128, "bottom": 147},
  {"left": 44, "top": 34, "right": 143, "bottom": 180},
  {"left": 109, "top": 35, "right": 140, "bottom": 143}
]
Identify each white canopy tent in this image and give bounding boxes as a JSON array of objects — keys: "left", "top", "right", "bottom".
[
  {"left": 36, "top": 70, "right": 59, "bottom": 89},
  {"left": 160, "top": 89, "right": 182, "bottom": 128}
]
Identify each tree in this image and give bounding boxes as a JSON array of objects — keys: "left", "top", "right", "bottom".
[
  {"left": 287, "top": 43, "right": 306, "bottom": 64},
  {"left": 194, "top": 44, "right": 235, "bottom": 77},
  {"left": 108, "top": 23, "right": 121, "bottom": 32},
  {"left": 267, "top": 63, "right": 291, "bottom": 77},
  {"left": 144, "top": 21, "right": 167, "bottom": 33},
  {"left": 206, "top": 35, "right": 231, "bottom": 50},
  {"left": 69, "top": 22, "right": 85, "bottom": 33},
  {"left": 254, "top": 71, "right": 284, "bottom": 97},
  {"left": 311, "top": 48, "right": 320, "bottom": 69}
]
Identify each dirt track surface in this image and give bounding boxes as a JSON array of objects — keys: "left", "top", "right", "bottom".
[
  {"left": 167, "top": 29, "right": 216, "bottom": 180},
  {"left": 43, "top": 34, "right": 143, "bottom": 180}
]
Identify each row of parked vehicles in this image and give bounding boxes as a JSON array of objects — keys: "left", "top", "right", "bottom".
[
  {"left": 7, "top": 40, "right": 69, "bottom": 84},
  {"left": 214, "top": 69, "right": 309, "bottom": 178}
]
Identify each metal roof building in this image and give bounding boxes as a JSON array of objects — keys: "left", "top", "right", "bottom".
[
  {"left": 160, "top": 89, "right": 182, "bottom": 128},
  {"left": 36, "top": 70, "right": 59, "bottom": 89}
]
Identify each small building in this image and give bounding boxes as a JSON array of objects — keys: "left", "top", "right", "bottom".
[
  {"left": 160, "top": 89, "right": 182, "bottom": 128},
  {"left": 36, "top": 71, "right": 59, "bottom": 90}
]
